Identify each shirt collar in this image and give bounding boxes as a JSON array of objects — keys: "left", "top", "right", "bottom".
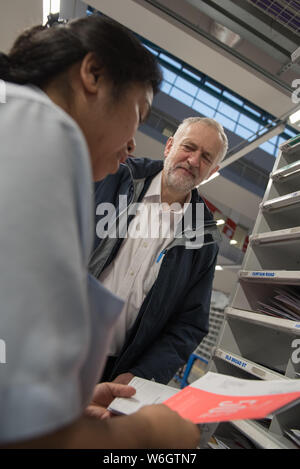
[
  {"left": 144, "top": 170, "right": 162, "bottom": 200},
  {"left": 144, "top": 170, "right": 191, "bottom": 214}
]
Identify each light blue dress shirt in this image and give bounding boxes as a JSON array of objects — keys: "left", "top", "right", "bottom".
[{"left": 0, "top": 83, "right": 123, "bottom": 444}]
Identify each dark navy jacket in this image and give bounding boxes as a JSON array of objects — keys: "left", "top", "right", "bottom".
[{"left": 89, "top": 158, "right": 219, "bottom": 384}]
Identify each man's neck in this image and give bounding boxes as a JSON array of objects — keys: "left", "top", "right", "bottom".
[{"left": 161, "top": 173, "right": 191, "bottom": 207}]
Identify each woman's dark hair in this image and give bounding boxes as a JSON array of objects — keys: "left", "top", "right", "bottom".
[{"left": 0, "top": 15, "right": 162, "bottom": 96}]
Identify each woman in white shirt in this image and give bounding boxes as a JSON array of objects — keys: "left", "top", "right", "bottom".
[{"left": 0, "top": 15, "right": 200, "bottom": 448}]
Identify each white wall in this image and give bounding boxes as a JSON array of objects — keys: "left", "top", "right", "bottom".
[
  {"left": 0, "top": 0, "right": 43, "bottom": 52},
  {"left": 134, "top": 130, "right": 165, "bottom": 161}
]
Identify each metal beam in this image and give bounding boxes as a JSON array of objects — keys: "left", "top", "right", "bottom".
[
  {"left": 220, "top": 122, "right": 286, "bottom": 170},
  {"left": 187, "top": 0, "right": 298, "bottom": 64},
  {"left": 89, "top": 0, "right": 295, "bottom": 117},
  {"left": 142, "top": 0, "right": 293, "bottom": 94}
]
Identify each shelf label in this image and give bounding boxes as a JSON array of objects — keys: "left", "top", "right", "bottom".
[
  {"left": 225, "top": 354, "right": 247, "bottom": 368},
  {"left": 250, "top": 271, "right": 275, "bottom": 277}
]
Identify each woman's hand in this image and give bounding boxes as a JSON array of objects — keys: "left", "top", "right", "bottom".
[{"left": 85, "top": 382, "right": 136, "bottom": 420}]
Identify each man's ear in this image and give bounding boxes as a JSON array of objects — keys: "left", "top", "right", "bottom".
[
  {"left": 79, "top": 52, "right": 103, "bottom": 94},
  {"left": 164, "top": 137, "right": 174, "bottom": 159}
]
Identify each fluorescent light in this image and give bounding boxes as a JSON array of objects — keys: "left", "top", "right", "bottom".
[
  {"left": 216, "top": 219, "right": 225, "bottom": 226},
  {"left": 211, "top": 22, "right": 241, "bottom": 48},
  {"left": 43, "top": 0, "right": 61, "bottom": 25},
  {"left": 230, "top": 239, "right": 238, "bottom": 245},
  {"left": 289, "top": 109, "right": 300, "bottom": 125},
  {"left": 215, "top": 265, "right": 223, "bottom": 271},
  {"left": 199, "top": 171, "right": 220, "bottom": 186}
]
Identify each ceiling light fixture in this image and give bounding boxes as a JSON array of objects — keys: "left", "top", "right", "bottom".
[{"left": 216, "top": 219, "right": 225, "bottom": 226}]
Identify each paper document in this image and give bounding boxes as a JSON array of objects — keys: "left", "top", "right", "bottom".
[
  {"left": 109, "top": 373, "right": 300, "bottom": 425},
  {"left": 108, "top": 377, "right": 179, "bottom": 415},
  {"left": 256, "top": 286, "right": 300, "bottom": 321},
  {"left": 164, "top": 372, "right": 300, "bottom": 424}
]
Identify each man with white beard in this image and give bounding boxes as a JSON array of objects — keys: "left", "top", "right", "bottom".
[{"left": 89, "top": 117, "right": 228, "bottom": 385}]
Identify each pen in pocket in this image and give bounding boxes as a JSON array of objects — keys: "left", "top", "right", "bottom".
[{"left": 156, "top": 249, "right": 167, "bottom": 263}]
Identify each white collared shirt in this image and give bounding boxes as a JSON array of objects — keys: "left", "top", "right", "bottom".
[{"left": 99, "top": 170, "right": 191, "bottom": 356}]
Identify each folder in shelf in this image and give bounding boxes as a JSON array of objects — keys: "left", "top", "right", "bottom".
[
  {"left": 257, "top": 301, "right": 300, "bottom": 321},
  {"left": 261, "top": 191, "right": 300, "bottom": 211}
]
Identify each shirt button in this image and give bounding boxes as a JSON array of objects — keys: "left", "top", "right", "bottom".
[
  {"left": 130, "top": 271, "right": 134, "bottom": 276},
  {"left": 143, "top": 242, "right": 148, "bottom": 248}
]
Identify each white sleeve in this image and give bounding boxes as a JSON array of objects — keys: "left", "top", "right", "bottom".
[{"left": 0, "top": 86, "right": 95, "bottom": 444}]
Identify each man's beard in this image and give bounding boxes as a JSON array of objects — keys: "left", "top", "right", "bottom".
[{"left": 164, "top": 158, "right": 197, "bottom": 193}]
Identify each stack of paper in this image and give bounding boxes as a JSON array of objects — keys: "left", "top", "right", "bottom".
[
  {"left": 256, "top": 287, "right": 300, "bottom": 321},
  {"left": 108, "top": 377, "right": 179, "bottom": 415}
]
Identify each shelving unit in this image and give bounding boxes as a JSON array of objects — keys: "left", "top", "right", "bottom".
[{"left": 207, "top": 135, "right": 300, "bottom": 449}]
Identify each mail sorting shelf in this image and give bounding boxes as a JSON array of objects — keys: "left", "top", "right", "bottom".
[{"left": 207, "top": 135, "right": 300, "bottom": 449}]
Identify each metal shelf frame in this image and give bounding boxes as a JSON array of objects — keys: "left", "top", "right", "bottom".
[{"left": 207, "top": 133, "right": 300, "bottom": 449}]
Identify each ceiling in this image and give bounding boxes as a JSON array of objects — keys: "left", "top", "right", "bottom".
[
  {"left": 247, "top": 0, "right": 300, "bottom": 37},
  {"left": 91, "top": 0, "right": 299, "bottom": 124},
  {"left": 146, "top": 0, "right": 300, "bottom": 86}
]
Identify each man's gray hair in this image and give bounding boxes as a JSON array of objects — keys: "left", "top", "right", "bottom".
[{"left": 175, "top": 117, "right": 228, "bottom": 162}]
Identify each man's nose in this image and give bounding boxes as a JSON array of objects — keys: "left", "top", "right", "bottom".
[
  {"left": 127, "top": 138, "right": 136, "bottom": 155},
  {"left": 187, "top": 151, "right": 201, "bottom": 168}
]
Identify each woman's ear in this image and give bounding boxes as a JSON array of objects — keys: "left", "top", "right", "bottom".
[{"left": 79, "top": 52, "right": 103, "bottom": 94}]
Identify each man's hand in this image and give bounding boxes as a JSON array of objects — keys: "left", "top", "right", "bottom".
[
  {"left": 85, "top": 382, "right": 136, "bottom": 420},
  {"left": 113, "top": 372, "right": 134, "bottom": 385}
]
